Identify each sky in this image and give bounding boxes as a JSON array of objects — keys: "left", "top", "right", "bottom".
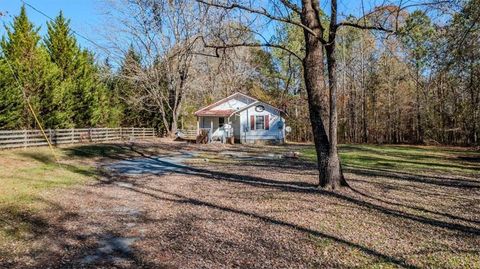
[
  {"left": 0, "top": 0, "right": 372, "bottom": 46},
  {"left": 0, "top": 0, "right": 107, "bottom": 52},
  {"left": 0, "top": 0, "right": 424, "bottom": 60}
]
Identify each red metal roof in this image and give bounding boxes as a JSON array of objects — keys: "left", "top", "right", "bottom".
[{"left": 195, "top": 109, "right": 235, "bottom": 117}]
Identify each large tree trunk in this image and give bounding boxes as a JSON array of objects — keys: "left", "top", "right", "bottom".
[
  {"left": 415, "top": 67, "right": 423, "bottom": 144},
  {"left": 301, "top": 0, "right": 346, "bottom": 189},
  {"left": 325, "top": 44, "right": 348, "bottom": 188},
  {"left": 302, "top": 43, "right": 330, "bottom": 188}
]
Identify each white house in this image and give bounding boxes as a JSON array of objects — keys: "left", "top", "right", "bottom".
[{"left": 194, "top": 92, "right": 286, "bottom": 144}]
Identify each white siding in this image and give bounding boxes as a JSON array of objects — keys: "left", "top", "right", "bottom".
[
  {"left": 239, "top": 104, "right": 285, "bottom": 143},
  {"left": 231, "top": 114, "right": 241, "bottom": 138},
  {"left": 210, "top": 95, "right": 254, "bottom": 111},
  {"left": 197, "top": 95, "right": 285, "bottom": 144}
]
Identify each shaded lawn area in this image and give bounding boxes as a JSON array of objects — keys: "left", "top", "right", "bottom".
[
  {"left": 300, "top": 144, "right": 480, "bottom": 177},
  {"left": 0, "top": 147, "right": 96, "bottom": 260},
  {"left": 0, "top": 141, "right": 479, "bottom": 268}
]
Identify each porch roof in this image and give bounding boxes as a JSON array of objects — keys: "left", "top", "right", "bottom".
[{"left": 195, "top": 109, "right": 235, "bottom": 117}]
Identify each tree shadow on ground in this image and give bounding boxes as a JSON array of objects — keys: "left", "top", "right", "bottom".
[
  {"left": 234, "top": 156, "right": 480, "bottom": 189},
  {"left": 5, "top": 142, "right": 478, "bottom": 268},
  {"left": 97, "top": 177, "right": 420, "bottom": 269},
  {"left": 0, "top": 199, "right": 170, "bottom": 269},
  {"left": 343, "top": 166, "right": 480, "bottom": 189},
  {"left": 19, "top": 152, "right": 98, "bottom": 178},
  {"left": 64, "top": 143, "right": 139, "bottom": 162},
  {"left": 95, "top": 146, "right": 480, "bottom": 266},
  {"left": 348, "top": 187, "right": 480, "bottom": 225},
  {"left": 118, "top": 146, "right": 480, "bottom": 235}
]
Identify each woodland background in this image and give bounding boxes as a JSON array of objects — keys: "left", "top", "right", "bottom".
[{"left": 0, "top": 0, "right": 478, "bottom": 146}]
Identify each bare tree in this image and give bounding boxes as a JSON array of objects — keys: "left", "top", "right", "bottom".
[
  {"left": 105, "top": 0, "right": 451, "bottom": 188},
  {"left": 103, "top": 0, "right": 203, "bottom": 136},
  {"left": 191, "top": 0, "right": 423, "bottom": 189}
]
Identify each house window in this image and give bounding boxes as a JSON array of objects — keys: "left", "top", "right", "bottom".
[
  {"left": 255, "top": 115, "right": 265, "bottom": 130},
  {"left": 219, "top": 117, "right": 225, "bottom": 127}
]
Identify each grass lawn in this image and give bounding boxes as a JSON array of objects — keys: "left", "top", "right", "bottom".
[
  {"left": 0, "top": 141, "right": 479, "bottom": 268},
  {"left": 300, "top": 144, "right": 480, "bottom": 177},
  {"left": 0, "top": 147, "right": 96, "bottom": 258}
]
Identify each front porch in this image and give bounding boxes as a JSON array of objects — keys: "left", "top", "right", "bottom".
[{"left": 197, "top": 115, "right": 239, "bottom": 144}]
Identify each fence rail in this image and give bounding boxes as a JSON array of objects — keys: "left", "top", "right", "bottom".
[
  {"left": 177, "top": 129, "right": 198, "bottom": 140},
  {"left": 0, "top": 127, "right": 156, "bottom": 149}
]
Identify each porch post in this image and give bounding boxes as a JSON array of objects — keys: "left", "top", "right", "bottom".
[
  {"left": 196, "top": 117, "right": 200, "bottom": 136},
  {"left": 210, "top": 118, "right": 213, "bottom": 143},
  {"left": 227, "top": 116, "right": 231, "bottom": 138}
]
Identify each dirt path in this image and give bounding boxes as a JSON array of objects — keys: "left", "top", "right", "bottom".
[{"left": 5, "top": 141, "right": 480, "bottom": 268}]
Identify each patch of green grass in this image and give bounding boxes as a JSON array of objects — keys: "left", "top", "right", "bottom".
[
  {"left": 0, "top": 145, "right": 125, "bottom": 259},
  {"left": 63, "top": 143, "right": 131, "bottom": 159},
  {"left": 0, "top": 147, "right": 96, "bottom": 248},
  {"left": 0, "top": 148, "right": 95, "bottom": 208},
  {"left": 308, "top": 235, "right": 400, "bottom": 268},
  {"left": 300, "top": 144, "right": 480, "bottom": 177},
  {"left": 188, "top": 153, "right": 240, "bottom": 165}
]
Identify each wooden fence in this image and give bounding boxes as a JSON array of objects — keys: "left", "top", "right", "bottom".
[
  {"left": 0, "top": 127, "right": 156, "bottom": 149},
  {"left": 177, "top": 129, "right": 198, "bottom": 140}
]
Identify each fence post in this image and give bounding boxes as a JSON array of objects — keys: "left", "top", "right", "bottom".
[
  {"left": 89, "top": 128, "right": 92, "bottom": 142},
  {"left": 48, "top": 129, "right": 52, "bottom": 145},
  {"left": 131, "top": 127, "right": 134, "bottom": 138},
  {"left": 23, "top": 130, "right": 27, "bottom": 149},
  {"left": 106, "top": 128, "right": 109, "bottom": 142},
  {"left": 71, "top": 128, "right": 74, "bottom": 144},
  {"left": 143, "top": 128, "right": 145, "bottom": 138}
]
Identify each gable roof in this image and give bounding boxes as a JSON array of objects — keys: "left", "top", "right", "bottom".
[
  {"left": 194, "top": 92, "right": 284, "bottom": 117},
  {"left": 231, "top": 100, "right": 282, "bottom": 115},
  {"left": 194, "top": 92, "right": 256, "bottom": 117}
]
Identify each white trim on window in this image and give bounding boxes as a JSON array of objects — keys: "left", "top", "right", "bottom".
[{"left": 255, "top": 115, "right": 265, "bottom": 130}]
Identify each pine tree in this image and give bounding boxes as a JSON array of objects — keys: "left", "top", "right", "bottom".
[
  {"left": 45, "top": 11, "right": 80, "bottom": 79},
  {"left": 43, "top": 11, "right": 84, "bottom": 128},
  {"left": 0, "top": 6, "right": 60, "bottom": 129},
  {"left": 72, "top": 49, "right": 115, "bottom": 127},
  {"left": 101, "top": 58, "right": 123, "bottom": 127},
  {"left": 0, "top": 57, "right": 24, "bottom": 129},
  {"left": 44, "top": 11, "right": 119, "bottom": 128},
  {"left": 117, "top": 46, "right": 144, "bottom": 126}
]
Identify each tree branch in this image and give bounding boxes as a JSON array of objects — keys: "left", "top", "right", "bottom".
[
  {"left": 279, "top": 0, "right": 301, "bottom": 14},
  {"left": 195, "top": 35, "right": 302, "bottom": 61},
  {"left": 328, "top": 0, "right": 338, "bottom": 44},
  {"left": 336, "top": 21, "right": 395, "bottom": 33},
  {"left": 194, "top": 0, "right": 319, "bottom": 39}
]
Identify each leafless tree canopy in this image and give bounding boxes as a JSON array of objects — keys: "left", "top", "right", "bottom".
[{"left": 100, "top": 0, "right": 476, "bottom": 187}]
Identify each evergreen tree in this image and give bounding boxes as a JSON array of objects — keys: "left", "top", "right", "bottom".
[
  {"left": 101, "top": 58, "right": 123, "bottom": 127},
  {"left": 74, "top": 49, "right": 98, "bottom": 126},
  {"left": 0, "top": 6, "right": 60, "bottom": 129},
  {"left": 117, "top": 46, "right": 144, "bottom": 126},
  {"left": 0, "top": 57, "right": 24, "bottom": 129},
  {"left": 43, "top": 11, "right": 82, "bottom": 128},
  {"left": 45, "top": 11, "right": 79, "bottom": 79},
  {"left": 44, "top": 12, "right": 117, "bottom": 128}
]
